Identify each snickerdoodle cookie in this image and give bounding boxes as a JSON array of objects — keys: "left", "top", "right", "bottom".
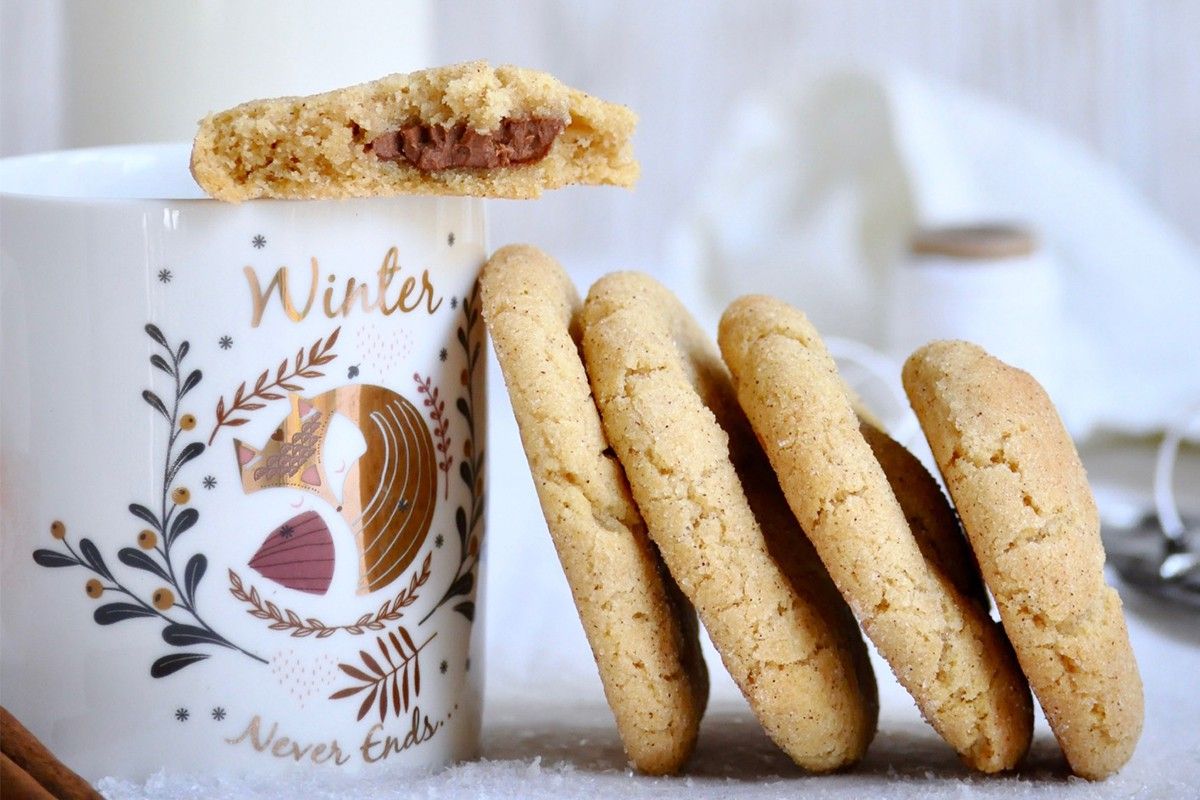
[
  {"left": 581, "top": 273, "right": 878, "bottom": 772},
  {"left": 903, "top": 340, "right": 1143, "bottom": 779},
  {"left": 480, "top": 246, "right": 706, "bottom": 775},
  {"left": 860, "top": 421, "right": 991, "bottom": 611},
  {"left": 719, "top": 295, "right": 1033, "bottom": 773},
  {"left": 193, "top": 61, "right": 638, "bottom": 202}
]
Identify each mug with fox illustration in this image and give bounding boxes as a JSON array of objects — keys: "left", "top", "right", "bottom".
[{"left": 0, "top": 143, "right": 487, "bottom": 780}]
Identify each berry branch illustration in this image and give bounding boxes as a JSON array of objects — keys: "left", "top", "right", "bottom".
[
  {"left": 414, "top": 373, "right": 453, "bottom": 498},
  {"left": 329, "top": 627, "right": 436, "bottom": 722},
  {"left": 227, "top": 553, "right": 432, "bottom": 638},
  {"left": 32, "top": 324, "right": 266, "bottom": 678},
  {"left": 421, "top": 281, "right": 485, "bottom": 625},
  {"left": 207, "top": 326, "right": 340, "bottom": 445}
]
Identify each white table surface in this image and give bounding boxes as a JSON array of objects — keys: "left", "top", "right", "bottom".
[{"left": 99, "top": 363, "right": 1200, "bottom": 800}]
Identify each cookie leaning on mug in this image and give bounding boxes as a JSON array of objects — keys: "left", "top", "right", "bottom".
[
  {"left": 718, "top": 296, "right": 1033, "bottom": 773},
  {"left": 479, "top": 246, "right": 708, "bottom": 775},
  {"left": 191, "top": 61, "right": 638, "bottom": 202},
  {"left": 903, "top": 340, "right": 1143, "bottom": 779},
  {"left": 582, "top": 273, "right": 879, "bottom": 773},
  {"left": 859, "top": 420, "right": 992, "bottom": 612}
]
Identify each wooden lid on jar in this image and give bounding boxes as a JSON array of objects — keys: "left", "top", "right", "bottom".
[{"left": 909, "top": 224, "right": 1038, "bottom": 261}]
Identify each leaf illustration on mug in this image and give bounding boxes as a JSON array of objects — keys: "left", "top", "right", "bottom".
[
  {"left": 228, "top": 552, "right": 432, "bottom": 638},
  {"left": 153, "top": 653, "right": 211, "bottom": 679},
  {"left": 329, "top": 627, "right": 435, "bottom": 722},
  {"left": 31, "top": 324, "right": 266, "bottom": 678},
  {"left": 414, "top": 373, "right": 453, "bottom": 499},
  {"left": 207, "top": 326, "right": 340, "bottom": 445},
  {"left": 420, "top": 281, "right": 485, "bottom": 625}
]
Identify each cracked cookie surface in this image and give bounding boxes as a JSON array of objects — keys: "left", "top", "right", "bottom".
[
  {"left": 903, "top": 340, "right": 1143, "bottom": 779},
  {"left": 581, "top": 273, "right": 878, "bottom": 772},
  {"left": 719, "top": 296, "right": 1033, "bottom": 773},
  {"left": 481, "top": 246, "right": 707, "bottom": 775},
  {"left": 861, "top": 421, "right": 991, "bottom": 611}
]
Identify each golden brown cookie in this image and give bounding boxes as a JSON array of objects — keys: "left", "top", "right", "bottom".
[
  {"left": 719, "top": 295, "right": 1032, "bottom": 773},
  {"left": 192, "top": 61, "right": 638, "bottom": 202},
  {"left": 581, "top": 273, "right": 878, "bottom": 772},
  {"left": 860, "top": 421, "right": 991, "bottom": 611},
  {"left": 903, "top": 340, "right": 1143, "bottom": 779},
  {"left": 480, "top": 246, "right": 707, "bottom": 775}
]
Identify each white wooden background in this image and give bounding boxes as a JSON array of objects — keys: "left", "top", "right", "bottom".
[
  {"left": 432, "top": 1, "right": 1200, "bottom": 265},
  {"left": 3, "top": 1, "right": 1197, "bottom": 262}
]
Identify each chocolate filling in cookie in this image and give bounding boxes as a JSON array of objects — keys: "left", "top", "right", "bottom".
[{"left": 370, "top": 117, "right": 565, "bottom": 171}]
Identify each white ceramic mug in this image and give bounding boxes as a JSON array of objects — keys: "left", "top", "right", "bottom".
[{"left": 0, "top": 144, "right": 487, "bottom": 781}]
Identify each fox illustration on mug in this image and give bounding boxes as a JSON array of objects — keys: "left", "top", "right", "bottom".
[{"left": 234, "top": 384, "right": 437, "bottom": 595}]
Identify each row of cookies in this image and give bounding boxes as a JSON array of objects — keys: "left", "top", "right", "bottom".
[{"left": 480, "top": 244, "right": 1142, "bottom": 780}]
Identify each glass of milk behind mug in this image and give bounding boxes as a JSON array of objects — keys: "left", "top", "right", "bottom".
[{"left": 58, "top": 0, "right": 432, "bottom": 147}]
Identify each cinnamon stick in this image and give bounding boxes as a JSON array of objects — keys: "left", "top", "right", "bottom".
[
  {"left": 0, "top": 707, "right": 101, "bottom": 800},
  {"left": 1, "top": 753, "right": 55, "bottom": 799}
]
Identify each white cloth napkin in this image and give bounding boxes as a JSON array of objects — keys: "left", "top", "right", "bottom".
[{"left": 671, "top": 68, "right": 1200, "bottom": 439}]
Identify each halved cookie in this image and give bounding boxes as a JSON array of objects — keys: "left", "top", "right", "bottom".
[
  {"left": 719, "top": 295, "right": 1033, "bottom": 773},
  {"left": 480, "top": 246, "right": 706, "bottom": 775},
  {"left": 903, "top": 340, "right": 1143, "bottom": 779},
  {"left": 192, "top": 61, "right": 638, "bottom": 201},
  {"left": 582, "top": 273, "right": 878, "bottom": 772}
]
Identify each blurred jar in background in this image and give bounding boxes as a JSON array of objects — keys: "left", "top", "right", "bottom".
[
  {"left": 59, "top": 0, "right": 432, "bottom": 147},
  {"left": 886, "top": 223, "right": 1066, "bottom": 403}
]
